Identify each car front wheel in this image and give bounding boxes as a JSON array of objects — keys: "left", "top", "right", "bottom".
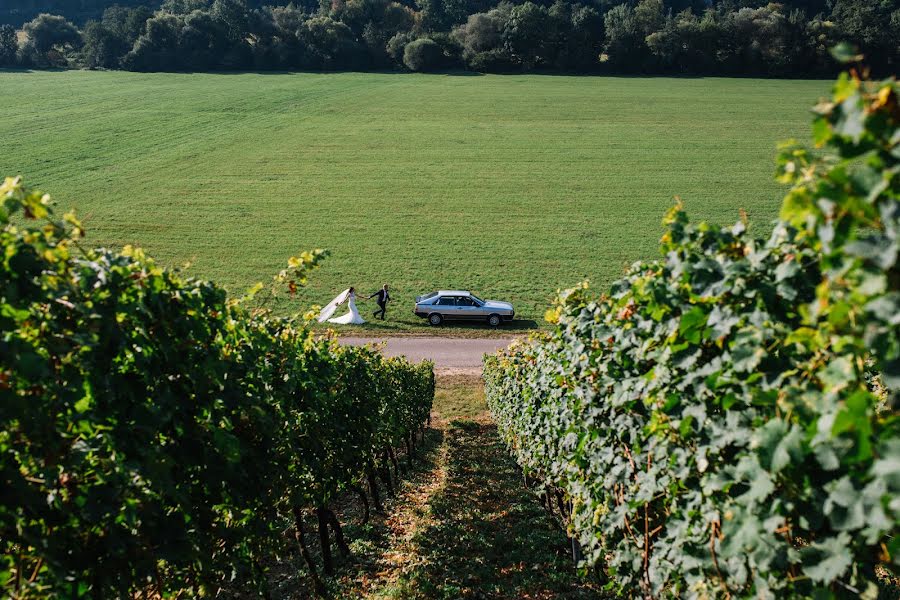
[
  {"left": 488, "top": 314, "right": 502, "bottom": 327},
  {"left": 429, "top": 313, "right": 443, "bottom": 326}
]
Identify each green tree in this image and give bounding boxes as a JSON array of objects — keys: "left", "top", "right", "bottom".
[
  {"left": 418, "top": 0, "right": 451, "bottom": 31},
  {"left": 210, "top": 0, "right": 249, "bottom": 41},
  {"left": 19, "top": 14, "right": 82, "bottom": 67},
  {"left": 386, "top": 30, "right": 416, "bottom": 62},
  {"left": 453, "top": 7, "right": 516, "bottom": 70},
  {"left": 0, "top": 24, "right": 17, "bottom": 66},
  {"left": 403, "top": 36, "right": 442, "bottom": 70},
  {"left": 724, "top": 5, "right": 805, "bottom": 76},
  {"left": 646, "top": 11, "right": 704, "bottom": 72},
  {"left": 102, "top": 5, "right": 153, "bottom": 41},
  {"left": 80, "top": 20, "right": 127, "bottom": 68},
  {"left": 358, "top": 1, "right": 415, "bottom": 66},
  {"left": 603, "top": 3, "right": 643, "bottom": 70},
  {"left": 634, "top": 0, "right": 665, "bottom": 35},
  {"left": 502, "top": 1, "right": 551, "bottom": 69},
  {"left": 300, "top": 15, "right": 364, "bottom": 69},
  {"left": 549, "top": 1, "right": 603, "bottom": 71},
  {"left": 160, "top": 0, "right": 211, "bottom": 14},
  {"left": 831, "top": 0, "right": 900, "bottom": 73},
  {"left": 456, "top": 11, "right": 503, "bottom": 55},
  {"left": 251, "top": 4, "right": 308, "bottom": 68},
  {"left": 419, "top": 0, "right": 492, "bottom": 31},
  {"left": 179, "top": 10, "right": 231, "bottom": 69},
  {"left": 665, "top": 0, "right": 708, "bottom": 13},
  {"left": 121, "top": 13, "right": 183, "bottom": 71}
]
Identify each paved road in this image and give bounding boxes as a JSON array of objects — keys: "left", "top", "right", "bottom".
[{"left": 340, "top": 336, "right": 514, "bottom": 369}]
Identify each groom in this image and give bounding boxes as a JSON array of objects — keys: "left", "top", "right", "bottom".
[{"left": 369, "top": 284, "right": 390, "bottom": 320}]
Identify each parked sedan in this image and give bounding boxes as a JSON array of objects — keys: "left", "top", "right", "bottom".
[{"left": 414, "top": 290, "right": 515, "bottom": 327}]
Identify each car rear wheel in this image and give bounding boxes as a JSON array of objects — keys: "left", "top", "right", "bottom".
[
  {"left": 429, "top": 313, "right": 443, "bottom": 326},
  {"left": 487, "top": 314, "right": 502, "bottom": 327}
]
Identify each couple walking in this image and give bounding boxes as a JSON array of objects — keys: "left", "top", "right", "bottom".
[{"left": 317, "top": 285, "right": 390, "bottom": 325}]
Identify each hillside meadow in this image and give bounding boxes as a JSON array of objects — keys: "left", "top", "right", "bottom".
[{"left": 0, "top": 70, "right": 826, "bottom": 331}]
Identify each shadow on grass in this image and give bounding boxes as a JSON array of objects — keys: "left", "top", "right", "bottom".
[
  {"left": 394, "top": 420, "right": 603, "bottom": 599},
  {"left": 432, "top": 318, "right": 540, "bottom": 333},
  {"left": 351, "top": 318, "right": 540, "bottom": 332}
]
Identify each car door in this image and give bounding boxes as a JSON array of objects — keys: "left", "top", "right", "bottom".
[
  {"left": 456, "top": 296, "right": 480, "bottom": 320},
  {"left": 436, "top": 296, "right": 458, "bottom": 319},
  {"left": 468, "top": 296, "right": 489, "bottom": 318}
]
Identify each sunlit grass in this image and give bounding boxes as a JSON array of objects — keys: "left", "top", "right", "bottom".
[{"left": 0, "top": 70, "right": 826, "bottom": 331}]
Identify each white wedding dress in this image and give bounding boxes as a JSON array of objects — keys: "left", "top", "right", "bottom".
[{"left": 318, "top": 289, "right": 365, "bottom": 325}]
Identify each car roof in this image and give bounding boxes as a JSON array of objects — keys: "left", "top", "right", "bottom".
[{"left": 437, "top": 290, "right": 470, "bottom": 296}]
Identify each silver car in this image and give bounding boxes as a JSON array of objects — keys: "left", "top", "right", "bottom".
[{"left": 414, "top": 290, "right": 515, "bottom": 327}]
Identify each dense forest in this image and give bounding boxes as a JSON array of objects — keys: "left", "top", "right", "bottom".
[{"left": 0, "top": 0, "right": 897, "bottom": 76}]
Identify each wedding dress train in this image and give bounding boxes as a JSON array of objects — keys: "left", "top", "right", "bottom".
[{"left": 318, "top": 289, "right": 365, "bottom": 325}]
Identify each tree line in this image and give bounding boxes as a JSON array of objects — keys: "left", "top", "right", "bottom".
[{"left": 0, "top": 0, "right": 897, "bottom": 75}]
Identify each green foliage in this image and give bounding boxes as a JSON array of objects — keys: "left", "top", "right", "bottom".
[
  {"left": 484, "top": 71, "right": 899, "bottom": 597},
  {"left": 300, "top": 15, "right": 365, "bottom": 70},
  {"left": 0, "top": 0, "right": 898, "bottom": 74},
  {"left": 403, "top": 37, "right": 441, "bottom": 71},
  {"left": 386, "top": 30, "right": 416, "bottom": 61},
  {"left": 81, "top": 20, "right": 130, "bottom": 68},
  {"left": 19, "top": 13, "right": 82, "bottom": 67},
  {"left": 453, "top": 0, "right": 604, "bottom": 72},
  {"left": 0, "top": 176, "right": 434, "bottom": 597},
  {"left": 500, "top": 2, "right": 549, "bottom": 70},
  {"left": 101, "top": 4, "right": 154, "bottom": 42},
  {"left": 601, "top": 3, "right": 641, "bottom": 69},
  {"left": 0, "top": 25, "right": 16, "bottom": 66},
  {"left": 831, "top": 0, "right": 900, "bottom": 74},
  {"left": 121, "top": 13, "right": 183, "bottom": 70}
]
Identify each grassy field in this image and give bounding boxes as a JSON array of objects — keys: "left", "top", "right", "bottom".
[{"left": 0, "top": 70, "right": 827, "bottom": 332}]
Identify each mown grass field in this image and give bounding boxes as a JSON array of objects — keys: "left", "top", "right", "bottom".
[{"left": 0, "top": 70, "right": 826, "bottom": 332}]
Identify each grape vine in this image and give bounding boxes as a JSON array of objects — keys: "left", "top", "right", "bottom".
[
  {"left": 0, "top": 178, "right": 434, "bottom": 598},
  {"left": 484, "top": 69, "right": 899, "bottom": 598}
]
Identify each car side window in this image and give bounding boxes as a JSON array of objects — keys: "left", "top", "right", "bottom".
[
  {"left": 457, "top": 297, "right": 475, "bottom": 306},
  {"left": 437, "top": 297, "right": 456, "bottom": 306}
]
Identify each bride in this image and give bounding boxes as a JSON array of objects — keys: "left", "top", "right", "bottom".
[{"left": 318, "top": 287, "right": 365, "bottom": 325}]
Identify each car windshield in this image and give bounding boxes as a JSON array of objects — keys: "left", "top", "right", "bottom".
[{"left": 470, "top": 294, "right": 484, "bottom": 304}]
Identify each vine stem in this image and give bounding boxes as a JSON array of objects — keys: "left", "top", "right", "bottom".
[
  {"left": 642, "top": 452, "right": 652, "bottom": 599},
  {"left": 316, "top": 507, "right": 334, "bottom": 575},
  {"left": 27, "top": 558, "right": 43, "bottom": 584},
  {"left": 709, "top": 520, "right": 730, "bottom": 599},
  {"left": 292, "top": 505, "right": 324, "bottom": 595}
]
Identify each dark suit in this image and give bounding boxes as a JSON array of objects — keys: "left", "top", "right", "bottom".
[{"left": 369, "top": 289, "right": 390, "bottom": 320}]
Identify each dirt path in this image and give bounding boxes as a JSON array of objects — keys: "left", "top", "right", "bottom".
[
  {"left": 263, "top": 377, "right": 601, "bottom": 599},
  {"left": 361, "top": 417, "right": 599, "bottom": 599},
  {"left": 327, "top": 377, "right": 602, "bottom": 599},
  {"left": 339, "top": 337, "right": 516, "bottom": 370}
]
